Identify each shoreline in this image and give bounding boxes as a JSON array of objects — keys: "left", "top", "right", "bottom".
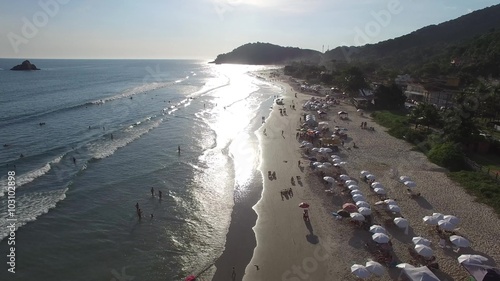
[
  {"left": 211, "top": 69, "right": 280, "bottom": 280},
  {"left": 212, "top": 170, "right": 262, "bottom": 281}
]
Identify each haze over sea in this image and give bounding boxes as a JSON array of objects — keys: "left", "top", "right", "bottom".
[{"left": 0, "top": 59, "right": 279, "bottom": 280}]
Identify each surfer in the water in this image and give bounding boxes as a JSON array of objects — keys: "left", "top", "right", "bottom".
[{"left": 72, "top": 157, "right": 76, "bottom": 164}]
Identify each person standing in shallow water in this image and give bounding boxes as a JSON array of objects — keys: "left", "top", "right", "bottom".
[
  {"left": 158, "top": 190, "right": 162, "bottom": 200},
  {"left": 178, "top": 145, "right": 181, "bottom": 154},
  {"left": 151, "top": 187, "right": 154, "bottom": 196}
]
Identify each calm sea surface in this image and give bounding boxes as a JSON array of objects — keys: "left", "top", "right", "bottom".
[{"left": 0, "top": 59, "right": 280, "bottom": 280}]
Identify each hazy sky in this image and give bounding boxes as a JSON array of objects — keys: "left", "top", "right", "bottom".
[{"left": 0, "top": 0, "right": 498, "bottom": 59}]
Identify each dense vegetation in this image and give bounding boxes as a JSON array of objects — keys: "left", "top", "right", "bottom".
[
  {"left": 324, "top": 4, "right": 500, "bottom": 79},
  {"left": 211, "top": 42, "right": 321, "bottom": 65}
]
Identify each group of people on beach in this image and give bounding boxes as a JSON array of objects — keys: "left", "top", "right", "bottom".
[{"left": 280, "top": 188, "right": 293, "bottom": 200}]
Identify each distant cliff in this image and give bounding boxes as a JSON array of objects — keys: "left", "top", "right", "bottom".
[
  {"left": 211, "top": 42, "right": 322, "bottom": 65},
  {"left": 10, "top": 60, "right": 40, "bottom": 71}
]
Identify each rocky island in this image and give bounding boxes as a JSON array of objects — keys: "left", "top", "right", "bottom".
[
  {"left": 10, "top": 60, "right": 40, "bottom": 71},
  {"left": 210, "top": 42, "right": 321, "bottom": 65}
]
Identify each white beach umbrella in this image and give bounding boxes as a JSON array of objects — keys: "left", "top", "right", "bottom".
[
  {"left": 422, "top": 215, "right": 440, "bottom": 226},
  {"left": 350, "top": 212, "right": 365, "bottom": 221},
  {"left": 365, "top": 261, "right": 384, "bottom": 276},
  {"left": 371, "top": 182, "right": 384, "bottom": 189},
  {"left": 319, "top": 147, "right": 332, "bottom": 153},
  {"left": 351, "top": 264, "right": 370, "bottom": 279},
  {"left": 300, "top": 141, "right": 313, "bottom": 148},
  {"left": 322, "top": 162, "right": 333, "bottom": 167},
  {"left": 414, "top": 244, "right": 433, "bottom": 258},
  {"left": 323, "top": 176, "right": 335, "bottom": 183},
  {"left": 311, "top": 147, "right": 320, "bottom": 152},
  {"left": 316, "top": 164, "right": 327, "bottom": 170},
  {"left": 432, "top": 213, "right": 444, "bottom": 220},
  {"left": 348, "top": 185, "right": 360, "bottom": 190},
  {"left": 313, "top": 161, "right": 322, "bottom": 166},
  {"left": 384, "top": 199, "right": 397, "bottom": 205},
  {"left": 399, "top": 176, "right": 411, "bottom": 182},
  {"left": 443, "top": 215, "right": 460, "bottom": 225},
  {"left": 438, "top": 220, "right": 456, "bottom": 231},
  {"left": 404, "top": 181, "right": 417, "bottom": 188},
  {"left": 388, "top": 204, "right": 401, "bottom": 213},
  {"left": 412, "top": 237, "right": 431, "bottom": 246},
  {"left": 339, "top": 174, "right": 350, "bottom": 181},
  {"left": 360, "top": 170, "right": 370, "bottom": 177},
  {"left": 450, "top": 235, "right": 471, "bottom": 248},
  {"left": 373, "top": 188, "right": 386, "bottom": 195},
  {"left": 345, "top": 180, "right": 357, "bottom": 186},
  {"left": 365, "top": 174, "right": 376, "bottom": 180},
  {"left": 337, "top": 161, "right": 348, "bottom": 166},
  {"left": 393, "top": 217, "right": 409, "bottom": 228},
  {"left": 356, "top": 201, "right": 370, "bottom": 208},
  {"left": 358, "top": 207, "right": 372, "bottom": 216},
  {"left": 369, "top": 225, "right": 387, "bottom": 234},
  {"left": 372, "top": 233, "right": 390, "bottom": 244},
  {"left": 396, "top": 263, "right": 415, "bottom": 269},
  {"left": 331, "top": 155, "right": 341, "bottom": 159},
  {"left": 352, "top": 194, "right": 366, "bottom": 202},
  {"left": 350, "top": 189, "right": 363, "bottom": 195},
  {"left": 457, "top": 254, "right": 488, "bottom": 265},
  {"left": 332, "top": 158, "right": 343, "bottom": 164}
]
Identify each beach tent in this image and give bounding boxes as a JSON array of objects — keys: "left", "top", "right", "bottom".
[
  {"left": 460, "top": 262, "right": 500, "bottom": 281},
  {"left": 401, "top": 266, "right": 441, "bottom": 281}
]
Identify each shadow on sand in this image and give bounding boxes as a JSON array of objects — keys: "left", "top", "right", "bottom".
[
  {"left": 305, "top": 220, "right": 319, "bottom": 244},
  {"left": 414, "top": 196, "right": 433, "bottom": 210}
]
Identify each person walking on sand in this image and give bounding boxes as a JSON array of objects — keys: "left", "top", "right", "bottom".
[
  {"left": 151, "top": 187, "right": 154, "bottom": 196},
  {"left": 158, "top": 190, "right": 162, "bottom": 200}
]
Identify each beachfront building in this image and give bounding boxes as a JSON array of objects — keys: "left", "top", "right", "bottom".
[{"left": 404, "top": 77, "right": 461, "bottom": 108}]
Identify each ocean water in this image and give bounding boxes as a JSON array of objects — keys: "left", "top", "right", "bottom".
[{"left": 0, "top": 59, "right": 281, "bottom": 280}]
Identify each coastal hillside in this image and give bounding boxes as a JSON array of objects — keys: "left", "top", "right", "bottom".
[
  {"left": 325, "top": 3, "right": 500, "bottom": 69},
  {"left": 211, "top": 42, "right": 322, "bottom": 65}
]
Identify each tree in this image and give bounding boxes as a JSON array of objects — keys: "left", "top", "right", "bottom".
[
  {"left": 342, "top": 66, "right": 369, "bottom": 96},
  {"left": 427, "top": 142, "right": 465, "bottom": 171},
  {"left": 409, "top": 103, "right": 443, "bottom": 128},
  {"left": 373, "top": 84, "right": 406, "bottom": 109},
  {"left": 442, "top": 91, "right": 481, "bottom": 144}
]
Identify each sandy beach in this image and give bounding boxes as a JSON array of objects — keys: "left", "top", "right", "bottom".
[{"left": 241, "top": 70, "right": 500, "bottom": 281}]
